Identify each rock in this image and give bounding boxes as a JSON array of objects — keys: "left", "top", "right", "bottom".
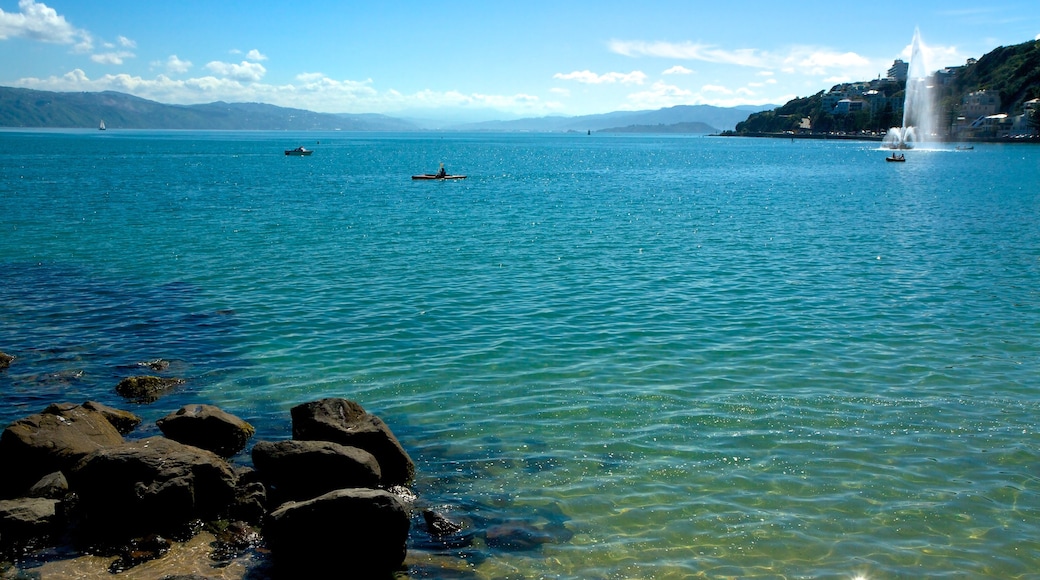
[
  {"left": 0, "top": 351, "right": 13, "bottom": 370},
  {"left": 0, "top": 403, "right": 124, "bottom": 498},
  {"left": 28, "top": 471, "right": 68, "bottom": 500},
  {"left": 290, "top": 398, "right": 415, "bottom": 485},
  {"left": 423, "top": 509, "right": 464, "bottom": 537},
  {"left": 82, "top": 401, "right": 142, "bottom": 435},
  {"left": 228, "top": 475, "right": 267, "bottom": 525},
  {"left": 210, "top": 520, "right": 261, "bottom": 564},
  {"left": 69, "top": 437, "right": 237, "bottom": 542},
  {"left": 114, "top": 375, "right": 184, "bottom": 403},
  {"left": 252, "top": 440, "right": 381, "bottom": 503},
  {"left": 0, "top": 497, "right": 61, "bottom": 550},
  {"left": 156, "top": 404, "right": 255, "bottom": 458},
  {"left": 108, "top": 534, "right": 172, "bottom": 573},
  {"left": 420, "top": 509, "right": 474, "bottom": 549},
  {"left": 265, "top": 488, "right": 410, "bottom": 576},
  {"left": 139, "top": 358, "right": 170, "bottom": 372},
  {"left": 484, "top": 521, "right": 556, "bottom": 551}
]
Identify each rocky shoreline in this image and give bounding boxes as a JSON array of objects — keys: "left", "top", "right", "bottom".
[{"left": 0, "top": 350, "right": 572, "bottom": 578}]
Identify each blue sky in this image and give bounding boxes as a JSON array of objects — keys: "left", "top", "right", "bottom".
[{"left": 2, "top": 0, "right": 1038, "bottom": 121}]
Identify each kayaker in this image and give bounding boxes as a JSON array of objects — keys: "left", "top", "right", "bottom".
[{"left": 437, "top": 163, "right": 447, "bottom": 178}]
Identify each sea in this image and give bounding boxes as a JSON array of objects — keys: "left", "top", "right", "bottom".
[{"left": 1, "top": 129, "right": 1039, "bottom": 579}]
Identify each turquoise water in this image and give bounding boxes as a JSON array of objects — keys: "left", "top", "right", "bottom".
[{"left": 2, "top": 130, "right": 1040, "bottom": 578}]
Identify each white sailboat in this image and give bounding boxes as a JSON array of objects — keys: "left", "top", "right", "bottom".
[{"left": 99, "top": 120, "right": 106, "bottom": 131}]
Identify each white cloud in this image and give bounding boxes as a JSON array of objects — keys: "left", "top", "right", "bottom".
[
  {"left": 91, "top": 50, "right": 134, "bottom": 65},
  {"left": 0, "top": 0, "right": 83, "bottom": 44},
  {"left": 117, "top": 35, "right": 135, "bottom": 48},
  {"left": 663, "top": 65, "right": 694, "bottom": 75},
  {"left": 549, "top": 87, "right": 570, "bottom": 97},
  {"left": 553, "top": 70, "right": 646, "bottom": 85},
  {"left": 205, "top": 60, "right": 267, "bottom": 82},
  {"left": 246, "top": 49, "right": 267, "bottom": 61},
  {"left": 155, "top": 54, "right": 192, "bottom": 74}
]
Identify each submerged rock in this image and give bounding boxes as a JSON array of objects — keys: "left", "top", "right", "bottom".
[
  {"left": 0, "top": 351, "right": 13, "bottom": 370},
  {"left": 114, "top": 375, "right": 184, "bottom": 404}
]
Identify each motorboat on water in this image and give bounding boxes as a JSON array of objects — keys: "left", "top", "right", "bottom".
[
  {"left": 886, "top": 153, "right": 906, "bottom": 162},
  {"left": 284, "top": 146, "right": 312, "bottom": 156}
]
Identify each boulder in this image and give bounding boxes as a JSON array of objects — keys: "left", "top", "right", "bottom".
[
  {"left": 69, "top": 436, "right": 237, "bottom": 541},
  {"left": 0, "top": 403, "right": 124, "bottom": 498},
  {"left": 114, "top": 375, "right": 184, "bottom": 403},
  {"left": 0, "top": 351, "right": 13, "bottom": 370},
  {"left": 82, "top": 401, "right": 142, "bottom": 435},
  {"left": 265, "top": 488, "right": 409, "bottom": 576},
  {"left": 156, "top": 404, "right": 255, "bottom": 458},
  {"left": 0, "top": 497, "right": 61, "bottom": 550},
  {"left": 28, "top": 471, "right": 68, "bottom": 500},
  {"left": 290, "top": 398, "right": 414, "bottom": 485},
  {"left": 252, "top": 440, "right": 381, "bottom": 503}
]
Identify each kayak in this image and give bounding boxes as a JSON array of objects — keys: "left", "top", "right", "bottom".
[{"left": 409, "top": 174, "right": 467, "bottom": 179}]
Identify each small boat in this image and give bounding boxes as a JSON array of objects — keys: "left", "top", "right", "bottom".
[
  {"left": 956, "top": 145, "right": 974, "bottom": 150},
  {"left": 284, "top": 146, "right": 312, "bottom": 156},
  {"left": 412, "top": 163, "right": 466, "bottom": 180},
  {"left": 412, "top": 174, "right": 467, "bottom": 180},
  {"left": 98, "top": 120, "right": 106, "bottom": 131},
  {"left": 886, "top": 153, "right": 906, "bottom": 163}
]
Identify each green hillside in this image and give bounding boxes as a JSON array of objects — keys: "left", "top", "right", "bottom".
[{"left": 734, "top": 38, "right": 1040, "bottom": 137}]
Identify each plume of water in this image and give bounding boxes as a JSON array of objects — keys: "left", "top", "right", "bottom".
[{"left": 883, "top": 28, "right": 936, "bottom": 149}]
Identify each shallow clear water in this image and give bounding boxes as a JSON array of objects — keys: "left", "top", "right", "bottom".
[{"left": 2, "top": 130, "right": 1040, "bottom": 578}]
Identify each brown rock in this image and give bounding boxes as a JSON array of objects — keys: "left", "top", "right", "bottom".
[
  {"left": 114, "top": 375, "right": 184, "bottom": 403},
  {"left": 69, "top": 437, "right": 237, "bottom": 541},
  {"left": 290, "top": 398, "right": 414, "bottom": 485},
  {"left": 156, "top": 404, "right": 254, "bottom": 458},
  {"left": 0, "top": 403, "right": 124, "bottom": 497},
  {"left": 265, "top": 488, "right": 410, "bottom": 576},
  {"left": 252, "top": 439, "right": 381, "bottom": 503}
]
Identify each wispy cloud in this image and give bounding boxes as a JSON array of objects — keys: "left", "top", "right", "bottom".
[
  {"left": 553, "top": 70, "right": 646, "bottom": 84},
  {"left": 91, "top": 51, "right": 134, "bottom": 65},
  {"left": 610, "top": 39, "right": 877, "bottom": 78},
  {"left": 662, "top": 65, "right": 694, "bottom": 75},
  {"left": 246, "top": 49, "right": 267, "bottom": 61},
  {"left": 610, "top": 40, "right": 770, "bottom": 68}
]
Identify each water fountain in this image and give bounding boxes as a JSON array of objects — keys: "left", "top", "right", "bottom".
[{"left": 883, "top": 28, "right": 936, "bottom": 149}]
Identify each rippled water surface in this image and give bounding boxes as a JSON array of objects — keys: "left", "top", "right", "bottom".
[{"left": 2, "top": 130, "right": 1040, "bottom": 578}]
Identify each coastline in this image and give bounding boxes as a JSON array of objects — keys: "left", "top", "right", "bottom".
[{"left": 716, "top": 130, "right": 1040, "bottom": 144}]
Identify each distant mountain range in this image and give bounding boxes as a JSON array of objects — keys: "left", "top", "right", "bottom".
[{"left": 0, "top": 86, "right": 774, "bottom": 133}]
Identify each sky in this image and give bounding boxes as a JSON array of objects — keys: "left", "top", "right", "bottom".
[{"left": 2, "top": 0, "right": 1038, "bottom": 122}]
